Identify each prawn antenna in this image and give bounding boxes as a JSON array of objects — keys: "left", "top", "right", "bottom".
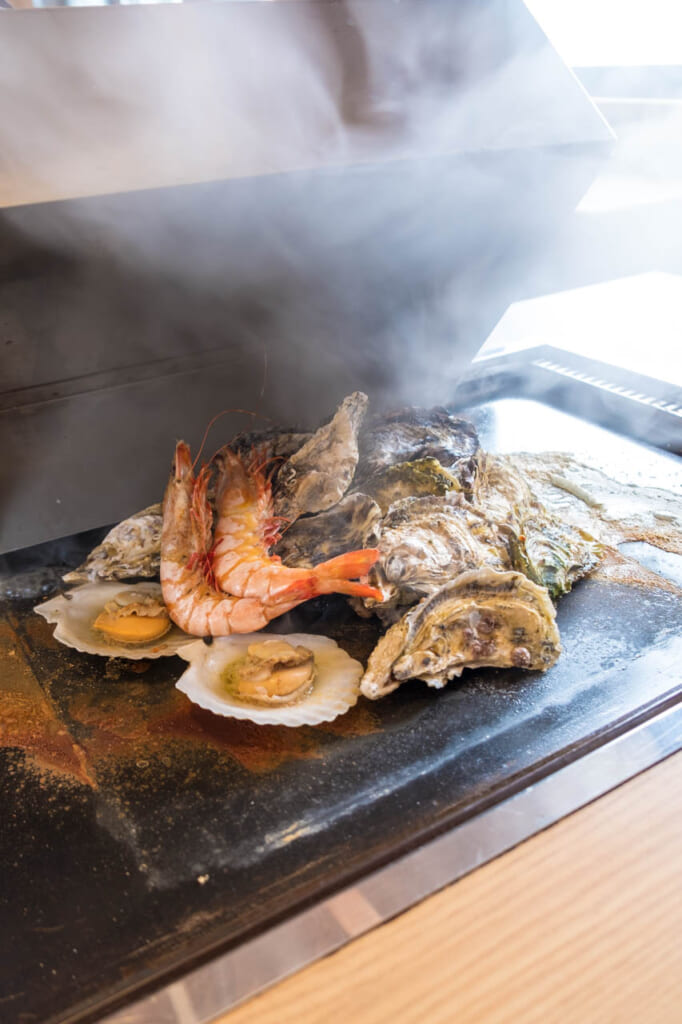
[
  {"left": 247, "top": 447, "right": 286, "bottom": 482},
  {"left": 191, "top": 408, "right": 264, "bottom": 473}
]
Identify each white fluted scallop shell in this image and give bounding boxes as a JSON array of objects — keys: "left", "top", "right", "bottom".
[
  {"left": 34, "top": 582, "right": 197, "bottom": 659},
  {"left": 176, "top": 633, "right": 362, "bottom": 726}
]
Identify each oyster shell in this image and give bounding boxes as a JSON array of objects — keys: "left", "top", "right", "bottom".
[
  {"left": 357, "top": 407, "right": 480, "bottom": 491},
  {"left": 274, "top": 492, "right": 382, "bottom": 568},
  {"left": 361, "top": 568, "right": 561, "bottom": 699},
  {"left": 274, "top": 392, "right": 368, "bottom": 521},
  {"left": 474, "top": 455, "right": 602, "bottom": 599},
  {"left": 63, "top": 505, "right": 162, "bottom": 584},
  {"left": 35, "top": 582, "right": 196, "bottom": 659},
  {"left": 176, "top": 633, "right": 362, "bottom": 726},
  {"left": 229, "top": 428, "right": 312, "bottom": 477},
  {"left": 361, "top": 494, "right": 512, "bottom": 625},
  {"left": 360, "top": 458, "right": 461, "bottom": 513}
]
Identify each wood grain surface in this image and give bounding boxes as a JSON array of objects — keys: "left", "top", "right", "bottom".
[{"left": 218, "top": 751, "right": 682, "bottom": 1024}]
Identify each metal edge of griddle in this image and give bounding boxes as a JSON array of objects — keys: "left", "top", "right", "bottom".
[
  {"left": 100, "top": 694, "right": 682, "bottom": 1024},
  {"left": 452, "top": 346, "right": 682, "bottom": 454}
]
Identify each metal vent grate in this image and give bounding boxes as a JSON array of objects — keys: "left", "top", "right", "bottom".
[{"left": 532, "top": 358, "right": 682, "bottom": 418}]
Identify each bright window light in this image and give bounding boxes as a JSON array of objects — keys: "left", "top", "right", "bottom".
[{"left": 524, "top": 1, "right": 682, "bottom": 67}]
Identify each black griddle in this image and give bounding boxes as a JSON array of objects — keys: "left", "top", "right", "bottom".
[{"left": 1, "top": 398, "right": 682, "bottom": 1024}]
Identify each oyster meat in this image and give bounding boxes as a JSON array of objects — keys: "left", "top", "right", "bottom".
[
  {"left": 359, "top": 457, "right": 462, "bottom": 513},
  {"left": 361, "top": 568, "right": 561, "bottom": 699},
  {"left": 274, "top": 392, "right": 369, "bottom": 521},
  {"left": 63, "top": 504, "right": 162, "bottom": 583}
]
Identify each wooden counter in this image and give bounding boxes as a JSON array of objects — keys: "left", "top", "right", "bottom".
[{"left": 218, "top": 750, "right": 682, "bottom": 1024}]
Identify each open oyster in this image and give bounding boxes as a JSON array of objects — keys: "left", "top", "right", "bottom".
[
  {"left": 63, "top": 504, "right": 162, "bottom": 584},
  {"left": 35, "top": 582, "right": 196, "bottom": 659},
  {"left": 361, "top": 568, "right": 561, "bottom": 699},
  {"left": 176, "top": 633, "right": 362, "bottom": 726}
]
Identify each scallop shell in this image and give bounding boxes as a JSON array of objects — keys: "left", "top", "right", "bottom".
[
  {"left": 34, "top": 582, "right": 197, "bottom": 659},
  {"left": 176, "top": 633, "right": 362, "bottom": 726}
]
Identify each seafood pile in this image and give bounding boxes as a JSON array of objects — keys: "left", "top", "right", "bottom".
[{"left": 38, "top": 392, "right": 612, "bottom": 724}]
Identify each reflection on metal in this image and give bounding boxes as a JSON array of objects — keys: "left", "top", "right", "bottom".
[{"left": 102, "top": 700, "right": 682, "bottom": 1024}]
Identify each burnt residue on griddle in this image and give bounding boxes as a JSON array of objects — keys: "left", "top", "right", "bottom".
[
  {"left": 0, "top": 691, "right": 94, "bottom": 789},
  {"left": 0, "top": 616, "right": 94, "bottom": 789},
  {"left": 4, "top": 598, "right": 383, "bottom": 788},
  {"left": 66, "top": 684, "right": 381, "bottom": 776}
]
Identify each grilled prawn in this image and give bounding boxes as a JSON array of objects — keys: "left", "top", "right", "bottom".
[
  {"left": 211, "top": 446, "right": 382, "bottom": 606},
  {"left": 161, "top": 443, "right": 381, "bottom": 636}
]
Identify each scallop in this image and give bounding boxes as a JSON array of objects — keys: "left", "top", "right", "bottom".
[
  {"left": 176, "top": 633, "right": 362, "bottom": 726},
  {"left": 34, "top": 582, "right": 197, "bottom": 659}
]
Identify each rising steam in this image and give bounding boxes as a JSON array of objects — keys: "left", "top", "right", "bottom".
[{"left": 0, "top": 0, "right": 612, "bottom": 550}]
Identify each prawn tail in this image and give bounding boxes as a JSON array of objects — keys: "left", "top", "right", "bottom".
[
  {"left": 311, "top": 548, "right": 383, "bottom": 601},
  {"left": 315, "top": 579, "right": 385, "bottom": 601},
  {"left": 313, "top": 549, "right": 381, "bottom": 580},
  {"left": 270, "top": 573, "right": 384, "bottom": 605}
]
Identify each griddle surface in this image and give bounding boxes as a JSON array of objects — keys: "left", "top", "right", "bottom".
[{"left": 2, "top": 400, "right": 681, "bottom": 1024}]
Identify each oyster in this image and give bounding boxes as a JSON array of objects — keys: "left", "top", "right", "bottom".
[
  {"left": 274, "top": 392, "right": 369, "bottom": 521},
  {"left": 360, "top": 458, "right": 462, "bottom": 513},
  {"left": 177, "top": 633, "right": 362, "bottom": 726},
  {"left": 35, "top": 582, "right": 196, "bottom": 659},
  {"left": 474, "top": 455, "right": 602, "bottom": 599},
  {"left": 229, "top": 428, "right": 311, "bottom": 477},
  {"left": 357, "top": 407, "right": 480, "bottom": 491},
  {"left": 360, "top": 568, "right": 561, "bottom": 699},
  {"left": 274, "top": 493, "right": 382, "bottom": 568},
  {"left": 63, "top": 504, "right": 162, "bottom": 583},
  {"left": 511, "top": 516, "right": 602, "bottom": 600},
  {"left": 363, "top": 495, "right": 511, "bottom": 625}
]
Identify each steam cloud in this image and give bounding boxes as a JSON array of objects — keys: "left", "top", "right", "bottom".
[{"left": 0, "top": 0, "right": 612, "bottom": 550}]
